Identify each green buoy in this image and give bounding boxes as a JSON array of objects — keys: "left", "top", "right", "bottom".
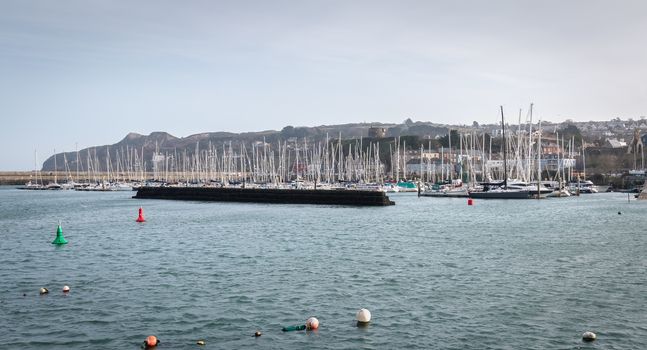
[{"left": 52, "top": 222, "right": 68, "bottom": 245}]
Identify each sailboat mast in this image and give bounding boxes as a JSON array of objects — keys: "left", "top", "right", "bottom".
[
  {"left": 537, "top": 119, "right": 542, "bottom": 185},
  {"left": 501, "top": 105, "right": 508, "bottom": 189},
  {"left": 448, "top": 131, "right": 453, "bottom": 182},
  {"left": 54, "top": 149, "right": 58, "bottom": 184},
  {"left": 582, "top": 140, "right": 587, "bottom": 179},
  {"left": 527, "top": 103, "right": 533, "bottom": 182}
]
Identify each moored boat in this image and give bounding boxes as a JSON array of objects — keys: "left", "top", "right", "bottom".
[
  {"left": 421, "top": 183, "right": 469, "bottom": 197},
  {"left": 568, "top": 180, "right": 598, "bottom": 194},
  {"left": 468, "top": 183, "right": 530, "bottom": 199},
  {"left": 546, "top": 188, "right": 571, "bottom": 197},
  {"left": 19, "top": 180, "right": 46, "bottom": 190},
  {"left": 468, "top": 106, "right": 531, "bottom": 200}
]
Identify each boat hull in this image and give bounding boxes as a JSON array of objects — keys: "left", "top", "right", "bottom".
[
  {"left": 468, "top": 190, "right": 530, "bottom": 199},
  {"left": 420, "top": 190, "right": 469, "bottom": 198}
]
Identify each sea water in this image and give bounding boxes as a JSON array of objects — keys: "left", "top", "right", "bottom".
[{"left": 0, "top": 187, "right": 645, "bottom": 349}]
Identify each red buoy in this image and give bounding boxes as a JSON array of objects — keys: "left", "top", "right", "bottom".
[
  {"left": 144, "top": 335, "right": 159, "bottom": 348},
  {"left": 136, "top": 207, "right": 146, "bottom": 222},
  {"left": 467, "top": 198, "right": 473, "bottom": 206}
]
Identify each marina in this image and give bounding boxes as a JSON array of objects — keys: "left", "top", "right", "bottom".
[
  {"left": 2, "top": 187, "right": 646, "bottom": 348},
  {"left": 3, "top": 2, "right": 647, "bottom": 349},
  {"left": 19, "top": 103, "right": 637, "bottom": 200}
]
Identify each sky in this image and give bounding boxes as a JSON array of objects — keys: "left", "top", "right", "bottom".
[{"left": 1, "top": 0, "right": 646, "bottom": 170}]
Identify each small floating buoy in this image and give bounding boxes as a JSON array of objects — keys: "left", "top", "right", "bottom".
[
  {"left": 467, "top": 198, "right": 474, "bottom": 206},
  {"left": 582, "top": 331, "right": 597, "bottom": 342},
  {"left": 136, "top": 207, "right": 146, "bottom": 222},
  {"left": 143, "top": 335, "right": 159, "bottom": 348},
  {"left": 305, "top": 317, "right": 319, "bottom": 330},
  {"left": 52, "top": 222, "right": 68, "bottom": 245},
  {"left": 618, "top": 211, "right": 621, "bottom": 215},
  {"left": 196, "top": 339, "right": 205, "bottom": 346},
  {"left": 39, "top": 287, "right": 48, "bottom": 295},
  {"left": 62, "top": 285, "right": 70, "bottom": 293},
  {"left": 254, "top": 331, "right": 262, "bottom": 337},
  {"left": 356, "top": 308, "right": 371, "bottom": 324}
]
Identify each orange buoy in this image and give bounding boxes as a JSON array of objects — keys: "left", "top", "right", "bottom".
[
  {"left": 136, "top": 207, "right": 146, "bottom": 222},
  {"left": 305, "top": 317, "right": 319, "bottom": 330},
  {"left": 467, "top": 198, "right": 473, "bottom": 206},
  {"left": 144, "top": 335, "right": 159, "bottom": 348}
]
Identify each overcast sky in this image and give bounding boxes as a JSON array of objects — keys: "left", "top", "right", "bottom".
[{"left": 1, "top": 0, "right": 646, "bottom": 170}]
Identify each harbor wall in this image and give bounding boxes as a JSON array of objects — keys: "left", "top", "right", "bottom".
[
  {"left": 133, "top": 186, "right": 395, "bottom": 206},
  {"left": 0, "top": 172, "right": 152, "bottom": 185},
  {"left": 0, "top": 171, "right": 61, "bottom": 185}
]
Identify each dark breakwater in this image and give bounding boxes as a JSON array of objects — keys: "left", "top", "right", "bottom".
[{"left": 133, "top": 186, "right": 395, "bottom": 206}]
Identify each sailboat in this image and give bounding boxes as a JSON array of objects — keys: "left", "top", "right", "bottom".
[
  {"left": 469, "top": 106, "right": 531, "bottom": 199},
  {"left": 420, "top": 179, "right": 469, "bottom": 197},
  {"left": 546, "top": 134, "right": 571, "bottom": 197},
  {"left": 45, "top": 150, "right": 63, "bottom": 190},
  {"left": 20, "top": 150, "right": 46, "bottom": 190}
]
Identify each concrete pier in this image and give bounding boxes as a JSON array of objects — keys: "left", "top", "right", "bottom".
[{"left": 133, "top": 186, "right": 395, "bottom": 206}]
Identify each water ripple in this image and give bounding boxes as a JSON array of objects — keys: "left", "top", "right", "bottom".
[{"left": 1, "top": 189, "right": 646, "bottom": 348}]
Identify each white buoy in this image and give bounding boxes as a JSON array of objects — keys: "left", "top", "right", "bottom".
[
  {"left": 305, "top": 317, "right": 319, "bottom": 330},
  {"left": 356, "top": 308, "right": 371, "bottom": 323},
  {"left": 39, "top": 287, "right": 48, "bottom": 295},
  {"left": 582, "top": 331, "right": 597, "bottom": 342},
  {"left": 62, "top": 285, "right": 70, "bottom": 293}
]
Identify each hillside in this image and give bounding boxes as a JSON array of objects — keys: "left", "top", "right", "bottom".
[
  {"left": 40, "top": 117, "right": 646, "bottom": 173},
  {"left": 41, "top": 121, "right": 450, "bottom": 171}
]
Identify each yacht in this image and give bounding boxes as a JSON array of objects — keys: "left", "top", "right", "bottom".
[
  {"left": 468, "top": 182, "right": 531, "bottom": 199},
  {"left": 568, "top": 180, "right": 598, "bottom": 194}
]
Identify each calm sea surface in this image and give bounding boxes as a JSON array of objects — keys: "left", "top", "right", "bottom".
[{"left": 0, "top": 187, "right": 645, "bottom": 349}]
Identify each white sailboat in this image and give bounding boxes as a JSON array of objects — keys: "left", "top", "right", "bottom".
[{"left": 469, "top": 106, "right": 531, "bottom": 199}]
